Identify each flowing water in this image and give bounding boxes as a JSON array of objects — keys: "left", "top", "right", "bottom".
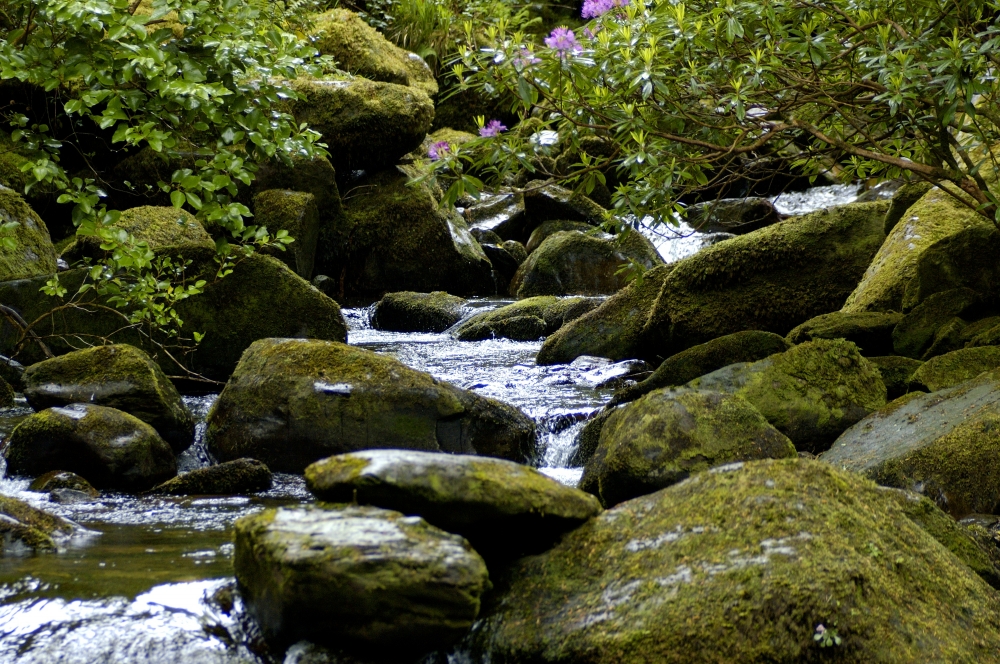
[{"left": 0, "top": 184, "right": 862, "bottom": 663}]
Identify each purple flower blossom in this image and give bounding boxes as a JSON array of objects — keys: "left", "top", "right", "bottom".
[
  {"left": 582, "top": 0, "right": 628, "bottom": 18},
  {"left": 583, "top": 26, "right": 602, "bottom": 39},
  {"left": 544, "top": 27, "right": 582, "bottom": 55},
  {"left": 479, "top": 119, "right": 507, "bottom": 137},
  {"left": 513, "top": 48, "right": 541, "bottom": 68},
  {"left": 428, "top": 141, "right": 450, "bottom": 160}
]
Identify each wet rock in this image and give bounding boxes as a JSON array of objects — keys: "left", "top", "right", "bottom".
[
  {"left": 525, "top": 219, "right": 594, "bottom": 254},
  {"left": 891, "top": 287, "right": 981, "bottom": 359},
  {"left": 684, "top": 197, "right": 781, "bottom": 234},
  {"left": 309, "top": 9, "right": 437, "bottom": 96},
  {"left": 571, "top": 407, "right": 618, "bottom": 466},
  {"left": 317, "top": 168, "right": 494, "bottom": 297},
  {"left": 901, "top": 223, "right": 1000, "bottom": 311},
  {"left": 786, "top": 311, "right": 902, "bottom": 356},
  {"left": 4, "top": 403, "right": 177, "bottom": 491},
  {"left": 0, "top": 373, "right": 13, "bottom": 408},
  {"left": 205, "top": 338, "right": 535, "bottom": 472},
  {"left": 867, "top": 355, "right": 923, "bottom": 400},
  {"left": 463, "top": 192, "right": 526, "bottom": 240},
  {"left": 23, "top": 343, "right": 195, "bottom": 452},
  {"left": 305, "top": 450, "right": 600, "bottom": 558},
  {"left": 480, "top": 243, "right": 522, "bottom": 294},
  {"left": 62, "top": 205, "right": 213, "bottom": 261},
  {"left": 612, "top": 330, "right": 790, "bottom": 405},
  {"left": 469, "top": 458, "right": 1000, "bottom": 664},
  {"left": 29, "top": 470, "right": 98, "bottom": 497},
  {"left": 0, "top": 188, "right": 57, "bottom": 282},
  {"left": 371, "top": 291, "right": 466, "bottom": 333},
  {"left": 469, "top": 228, "right": 502, "bottom": 245},
  {"left": 821, "top": 369, "right": 1000, "bottom": 518},
  {"left": 522, "top": 181, "right": 606, "bottom": 230},
  {"left": 882, "top": 181, "right": 933, "bottom": 235},
  {"left": 501, "top": 240, "right": 527, "bottom": 264},
  {"left": 510, "top": 230, "right": 662, "bottom": 298},
  {"left": 253, "top": 190, "right": 320, "bottom": 279},
  {"left": 454, "top": 296, "right": 600, "bottom": 342},
  {"left": 234, "top": 504, "right": 489, "bottom": 656},
  {"left": 289, "top": 77, "right": 433, "bottom": 173},
  {"left": 311, "top": 273, "right": 337, "bottom": 298},
  {"left": 908, "top": 346, "right": 1000, "bottom": 392},
  {"left": 688, "top": 339, "right": 887, "bottom": 453},
  {"left": 581, "top": 389, "right": 796, "bottom": 507},
  {"left": 0, "top": 494, "right": 74, "bottom": 551},
  {"left": 0, "top": 354, "right": 25, "bottom": 391},
  {"left": 147, "top": 458, "right": 272, "bottom": 496}
]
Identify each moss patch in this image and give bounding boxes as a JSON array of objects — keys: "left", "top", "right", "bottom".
[
  {"left": 253, "top": 190, "right": 320, "bottom": 279},
  {"left": 0, "top": 188, "right": 57, "bottom": 282},
  {"left": 910, "top": 346, "right": 1000, "bottom": 392},
  {"left": 867, "top": 355, "right": 923, "bottom": 400},
  {"left": 454, "top": 296, "right": 599, "bottom": 341},
  {"left": 786, "top": 311, "right": 902, "bottom": 356},
  {"left": 371, "top": 291, "right": 467, "bottom": 333}
]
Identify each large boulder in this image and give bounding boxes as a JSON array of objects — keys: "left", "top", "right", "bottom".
[
  {"left": 786, "top": 311, "right": 902, "bottom": 356},
  {"left": 234, "top": 504, "right": 489, "bottom": 656},
  {"left": 23, "top": 344, "right": 195, "bottom": 452},
  {"left": 63, "top": 205, "right": 213, "bottom": 261},
  {"left": 521, "top": 181, "right": 607, "bottom": 232},
  {"left": 317, "top": 168, "right": 494, "bottom": 297},
  {"left": 684, "top": 197, "right": 781, "bottom": 234},
  {"left": 4, "top": 403, "right": 177, "bottom": 491},
  {"left": 580, "top": 389, "right": 796, "bottom": 506},
  {"left": 371, "top": 291, "right": 467, "bottom": 333},
  {"left": 525, "top": 220, "right": 594, "bottom": 254},
  {"left": 867, "top": 355, "right": 923, "bottom": 400},
  {"left": 882, "top": 180, "right": 933, "bottom": 235},
  {"left": 0, "top": 494, "right": 75, "bottom": 552},
  {"left": 821, "top": 369, "right": 1000, "bottom": 518},
  {"left": 469, "top": 458, "right": 1000, "bottom": 663},
  {"left": 147, "top": 458, "right": 272, "bottom": 496},
  {"left": 253, "top": 190, "right": 320, "bottom": 279},
  {"left": 510, "top": 230, "right": 663, "bottom": 298},
  {"left": 454, "top": 296, "right": 599, "bottom": 342},
  {"left": 688, "top": 339, "right": 887, "bottom": 453},
  {"left": 308, "top": 9, "right": 437, "bottom": 96},
  {"left": 205, "top": 338, "right": 535, "bottom": 472},
  {"left": 289, "top": 77, "right": 433, "bottom": 173},
  {"left": 305, "top": 450, "right": 601, "bottom": 558},
  {"left": 909, "top": 346, "right": 1000, "bottom": 392},
  {"left": 0, "top": 187, "right": 57, "bottom": 281},
  {"left": 891, "top": 287, "right": 982, "bottom": 359}
]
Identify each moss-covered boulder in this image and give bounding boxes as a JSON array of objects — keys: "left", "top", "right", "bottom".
[
  {"left": 0, "top": 250, "right": 348, "bottom": 380},
  {"left": 867, "top": 355, "right": 923, "bottom": 400},
  {"left": 786, "top": 311, "right": 902, "bottom": 356},
  {"left": 0, "top": 494, "right": 75, "bottom": 552},
  {"left": 901, "top": 222, "right": 1000, "bottom": 311},
  {"left": 309, "top": 9, "right": 437, "bottom": 96},
  {"left": 689, "top": 339, "right": 887, "bottom": 453},
  {"left": 305, "top": 450, "right": 601, "bottom": 558},
  {"left": 205, "top": 338, "right": 535, "bottom": 472},
  {"left": 843, "top": 186, "right": 993, "bottom": 313},
  {"left": 510, "top": 230, "right": 663, "bottom": 298},
  {"left": 28, "top": 469, "right": 98, "bottom": 497},
  {"left": 684, "top": 197, "right": 781, "bottom": 234},
  {"left": 882, "top": 181, "right": 933, "bottom": 235},
  {"left": 318, "top": 168, "right": 494, "bottom": 298},
  {"left": 454, "top": 296, "right": 599, "bottom": 342},
  {"left": 525, "top": 219, "right": 594, "bottom": 254},
  {"left": 909, "top": 346, "right": 1000, "bottom": 392},
  {"left": 147, "top": 458, "right": 272, "bottom": 496},
  {"left": 521, "top": 181, "right": 606, "bottom": 232},
  {"left": 0, "top": 188, "right": 57, "bottom": 281},
  {"left": 0, "top": 373, "right": 14, "bottom": 408},
  {"left": 63, "top": 206, "right": 213, "bottom": 261},
  {"left": 821, "top": 369, "right": 1000, "bottom": 518},
  {"left": 253, "top": 190, "right": 320, "bottom": 279},
  {"left": 891, "top": 287, "right": 981, "bottom": 359},
  {"left": 469, "top": 458, "right": 1000, "bottom": 664},
  {"left": 4, "top": 403, "right": 176, "bottom": 491},
  {"left": 371, "top": 291, "right": 466, "bottom": 333},
  {"left": 23, "top": 344, "right": 195, "bottom": 452},
  {"left": 612, "top": 330, "right": 791, "bottom": 406},
  {"left": 581, "top": 389, "right": 796, "bottom": 507},
  {"left": 289, "top": 77, "right": 433, "bottom": 173},
  {"left": 253, "top": 154, "right": 341, "bottom": 224},
  {"left": 234, "top": 504, "right": 489, "bottom": 656},
  {"left": 501, "top": 239, "right": 527, "bottom": 264}
]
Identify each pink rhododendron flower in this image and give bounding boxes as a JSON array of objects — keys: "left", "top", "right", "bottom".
[
  {"left": 545, "top": 27, "right": 582, "bottom": 55},
  {"left": 582, "top": 0, "right": 628, "bottom": 18},
  {"left": 479, "top": 120, "right": 507, "bottom": 137}
]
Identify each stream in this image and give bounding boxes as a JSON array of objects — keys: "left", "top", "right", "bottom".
[{"left": 0, "top": 184, "right": 863, "bottom": 663}]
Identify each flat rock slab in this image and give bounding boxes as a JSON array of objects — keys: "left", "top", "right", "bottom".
[
  {"left": 234, "top": 504, "right": 489, "bottom": 657},
  {"left": 306, "top": 450, "right": 600, "bottom": 558}
]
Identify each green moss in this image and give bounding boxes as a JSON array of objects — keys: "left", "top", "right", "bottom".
[
  {"left": 891, "top": 287, "right": 980, "bottom": 359},
  {"left": 786, "top": 311, "right": 902, "bottom": 356},
  {"left": 64, "top": 205, "right": 213, "bottom": 261},
  {"left": 253, "top": 154, "right": 341, "bottom": 224},
  {"left": 0, "top": 494, "right": 74, "bottom": 538},
  {"left": 454, "top": 296, "right": 598, "bottom": 341},
  {"left": 0, "top": 188, "right": 57, "bottom": 281},
  {"left": 371, "top": 291, "right": 467, "bottom": 333},
  {"left": 882, "top": 181, "right": 933, "bottom": 235},
  {"left": 525, "top": 220, "right": 594, "bottom": 254},
  {"left": 29, "top": 470, "right": 98, "bottom": 496},
  {"left": 867, "top": 355, "right": 923, "bottom": 400},
  {"left": 147, "top": 458, "right": 272, "bottom": 495},
  {"left": 253, "top": 190, "right": 319, "bottom": 279},
  {"left": 910, "top": 346, "right": 1000, "bottom": 392}
]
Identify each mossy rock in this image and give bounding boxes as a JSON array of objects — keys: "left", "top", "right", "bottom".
[
  {"left": 521, "top": 181, "right": 607, "bottom": 232},
  {"left": 821, "top": 368, "right": 1000, "bottom": 518},
  {"left": 318, "top": 168, "right": 494, "bottom": 298},
  {"left": 23, "top": 344, "right": 194, "bottom": 452},
  {"left": 891, "top": 287, "right": 981, "bottom": 359},
  {"left": 63, "top": 206, "right": 213, "bottom": 262},
  {"left": 289, "top": 77, "right": 433, "bottom": 173},
  {"left": 909, "top": 346, "right": 1000, "bottom": 392},
  {"left": 408, "top": 128, "right": 478, "bottom": 163},
  {"left": 454, "top": 296, "right": 600, "bottom": 342},
  {"left": 525, "top": 219, "right": 594, "bottom": 254},
  {"left": 684, "top": 197, "right": 781, "bottom": 234},
  {"left": 901, "top": 223, "right": 1000, "bottom": 312},
  {"left": 843, "top": 185, "right": 993, "bottom": 313},
  {"left": 0, "top": 188, "right": 57, "bottom": 282},
  {"left": 786, "top": 311, "right": 902, "bottom": 356},
  {"left": 253, "top": 154, "right": 341, "bottom": 225},
  {"left": 867, "top": 355, "right": 923, "bottom": 400},
  {"left": 309, "top": 9, "right": 437, "bottom": 96},
  {"left": 253, "top": 190, "right": 320, "bottom": 279},
  {"left": 147, "top": 458, "right": 272, "bottom": 496},
  {"left": 689, "top": 339, "right": 887, "bottom": 453},
  {"left": 645, "top": 200, "right": 889, "bottom": 356},
  {"left": 612, "top": 330, "right": 791, "bottom": 406},
  {"left": 234, "top": 504, "right": 489, "bottom": 656},
  {"left": 205, "top": 338, "right": 535, "bottom": 473},
  {"left": 511, "top": 230, "right": 663, "bottom": 298},
  {"left": 305, "top": 449, "right": 600, "bottom": 559},
  {"left": 0, "top": 494, "right": 75, "bottom": 552},
  {"left": 480, "top": 243, "right": 523, "bottom": 295},
  {"left": 883, "top": 181, "right": 934, "bottom": 235},
  {"left": 0, "top": 373, "right": 14, "bottom": 408},
  {"left": 29, "top": 470, "right": 98, "bottom": 497},
  {"left": 4, "top": 403, "right": 176, "bottom": 491},
  {"left": 581, "top": 389, "right": 796, "bottom": 507},
  {"left": 537, "top": 263, "right": 674, "bottom": 365},
  {"left": 501, "top": 240, "right": 527, "bottom": 264},
  {"left": 0, "top": 250, "right": 348, "bottom": 381},
  {"left": 469, "top": 458, "right": 1000, "bottom": 663},
  {"left": 371, "top": 291, "right": 467, "bottom": 333},
  {"left": 463, "top": 191, "right": 526, "bottom": 240}
]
